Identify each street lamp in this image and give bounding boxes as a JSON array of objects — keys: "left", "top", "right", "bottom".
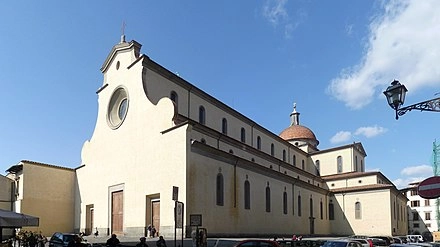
[{"left": 383, "top": 80, "right": 440, "bottom": 119}]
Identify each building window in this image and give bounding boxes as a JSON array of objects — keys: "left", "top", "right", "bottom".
[
  {"left": 257, "top": 136, "right": 261, "bottom": 150},
  {"left": 427, "top": 223, "right": 432, "bottom": 227},
  {"left": 320, "top": 201, "right": 323, "bottom": 219},
  {"left": 316, "top": 160, "right": 320, "bottom": 175},
  {"left": 222, "top": 118, "right": 227, "bottom": 135},
  {"left": 244, "top": 180, "right": 250, "bottom": 210},
  {"left": 301, "top": 160, "right": 305, "bottom": 170},
  {"left": 361, "top": 159, "right": 364, "bottom": 171},
  {"left": 241, "top": 128, "right": 246, "bottom": 143},
  {"left": 309, "top": 198, "right": 313, "bottom": 217},
  {"left": 411, "top": 200, "right": 420, "bottom": 207},
  {"left": 199, "top": 106, "right": 206, "bottom": 125},
  {"left": 426, "top": 212, "right": 431, "bottom": 220},
  {"left": 170, "top": 91, "right": 178, "bottom": 111},
  {"left": 337, "top": 156, "right": 343, "bottom": 173},
  {"left": 329, "top": 202, "right": 335, "bottom": 220},
  {"left": 293, "top": 155, "right": 296, "bottom": 166},
  {"left": 283, "top": 191, "right": 288, "bottom": 214},
  {"left": 425, "top": 200, "right": 430, "bottom": 206},
  {"left": 283, "top": 150, "right": 286, "bottom": 162},
  {"left": 271, "top": 143, "right": 275, "bottom": 156},
  {"left": 355, "top": 202, "right": 362, "bottom": 219},
  {"left": 413, "top": 223, "right": 420, "bottom": 228},
  {"left": 355, "top": 156, "right": 358, "bottom": 172},
  {"left": 298, "top": 195, "right": 302, "bottom": 216},
  {"left": 266, "top": 185, "right": 271, "bottom": 212},
  {"left": 413, "top": 212, "right": 419, "bottom": 220},
  {"left": 216, "top": 173, "right": 224, "bottom": 206},
  {"left": 410, "top": 189, "right": 418, "bottom": 196}
]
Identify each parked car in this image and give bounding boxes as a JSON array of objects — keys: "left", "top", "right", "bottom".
[
  {"left": 214, "top": 239, "right": 243, "bottom": 247},
  {"left": 407, "top": 235, "right": 424, "bottom": 243},
  {"left": 277, "top": 239, "right": 327, "bottom": 247},
  {"left": 234, "top": 240, "right": 281, "bottom": 247},
  {"left": 347, "top": 239, "right": 370, "bottom": 247},
  {"left": 394, "top": 236, "right": 408, "bottom": 244},
  {"left": 49, "top": 232, "right": 89, "bottom": 247},
  {"left": 370, "top": 236, "right": 394, "bottom": 246},
  {"left": 368, "top": 238, "right": 387, "bottom": 247},
  {"left": 322, "top": 240, "right": 363, "bottom": 247}
]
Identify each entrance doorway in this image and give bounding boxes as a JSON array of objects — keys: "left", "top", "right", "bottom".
[
  {"left": 112, "top": 190, "right": 124, "bottom": 234},
  {"left": 152, "top": 200, "right": 160, "bottom": 236}
]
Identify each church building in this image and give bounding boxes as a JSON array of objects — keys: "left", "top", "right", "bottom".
[{"left": 6, "top": 36, "right": 408, "bottom": 238}]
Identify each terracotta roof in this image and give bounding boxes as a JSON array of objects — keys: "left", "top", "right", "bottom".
[
  {"left": 330, "top": 183, "right": 394, "bottom": 193},
  {"left": 279, "top": 125, "right": 317, "bottom": 141}
]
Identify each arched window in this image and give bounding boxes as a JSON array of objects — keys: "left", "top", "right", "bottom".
[
  {"left": 222, "top": 118, "right": 227, "bottom": 135},
  {"left": 329, "top": 201, "right": 335, "bottom": 220},
  {"left": 271, "top": 143, "right": 275, "bottom": 156},
  {"left": 283, "top": 150, "right": 286, "bottom": 162},
  {"left": 355, "top": 201, "right": 362, "bottom": 219},
  {"left": 301, "top": 160, "right": 305, "bottom": 170},
  {"left": 170, "top": 91, "right": 178, "bottom": 112},
  {"left": 297, "top": 195, "right": 302, "bottom": 216},
  {"left": 316, "top": 160, "right": 320, "bottom": 175},
  {"left": 320, "top": 200, "right": 323, "bottom": 219},
  {"left": 244, "top": 180, "right": 250, "bottom": 209},
  {"left": 216, "top": 173, "right": 224, "bottom": 206},
  {"left": 355, "top": 156, "right": 358, "bottom": 172},
  {"left": 199, "top": 106, "right": 206, "bottom": 125},
  {"left": 361, "top": 159, "right": 364, "bottom": 172},
  {"left": 257, "top": 136, "right": 261, "bottom": 150},
  {"left": 337, "top": 156, "right": 343, "bottom": 173},
  {"left": 309, "top": 198, "right": 313, "bottom": 217},
  {"left": 283, "top": 191, "right": 288, "bottom": 214},
  {"left": 265, "top": 185, "right": 271, "bottom": 212},
  {"left": 293, "top": 155, "right": 296, "bottom": 166},
  {"left": 241, "top": 128, "right": 246, "bottom": 143}
]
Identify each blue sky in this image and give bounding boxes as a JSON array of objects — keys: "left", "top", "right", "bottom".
[{"left": 0, "top": 0, "right": 439, "bottom": 188}]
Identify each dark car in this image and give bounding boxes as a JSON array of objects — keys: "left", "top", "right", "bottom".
[
  {"left": 322, "top": 240, "right": 363, "bottom": 247},
  {"left": 370, "top": 236, "right": 394, "bottom": 246},
  {"left": 277, "top": 239, "right": 327, "bottom": 247},
  {"left": 234, "top": 240, "right": 281, "bottom": 247},
  {"left": 49, "top": 232, "right": 89, "bottom": 247}
]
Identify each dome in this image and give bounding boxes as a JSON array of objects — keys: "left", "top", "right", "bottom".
[{"left": 279, "top": 125, "right": 317, "bottom": 142}]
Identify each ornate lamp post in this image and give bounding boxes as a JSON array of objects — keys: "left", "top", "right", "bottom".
[{"left": 383, "top": 80, "right": 440, "bottom": 119}]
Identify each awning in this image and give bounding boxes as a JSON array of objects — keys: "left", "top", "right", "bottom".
[{"left": 0, "top": 209, "right": 39, "bottom": 227}]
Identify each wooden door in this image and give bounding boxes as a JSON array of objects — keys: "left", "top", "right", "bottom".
[
  {"left": 112, "top": 191, "right": 124, "bottom": 234},
  {"left": 152, "top": 201, "right": 160, "bottom": 235}
]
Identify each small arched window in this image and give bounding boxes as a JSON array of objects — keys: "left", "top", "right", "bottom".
[
  {"left": 297, "top": 195, "right": 302, "bottom": 216},
  {"left": 170, "top": 91, "right": 178, "bottom": 112},
  {"left": 283, "top": 150, "right": 286, "bottom": 162},
  {"left": 271, "top": 143, "right": 275, "bottom": 156},
  {"left": 337, "top": 156, "right": 343, "bottom": 173},
  {"left": 329, "top": 201, "right": 335, "bottom": 220},
  {"left": 355, "top": 156, "right": 358, "bottom": 172},
  {"left": 309, "top": 198, "right": 313, "bottom": 217},
  {"left": 316, "top": 160, "right": 320, "bottom": 176},
  {"left": 283, "top": 191, "right": 288, "bottom": 214},
  {"left": 301, "top": 160, "right": 305, "bottom": 170},
  {"left": 293, "top": 155, "right": 296, "bottom": 167},
  {"left": 199, "top": 106, "right": 206, "bottom": 125},
  {"left": 222, "top": 118, "right": 228, "bottom": 135},
  {"left": 244, "top": 180, "right": 250, "bottom": 210},
  {"left": 355, "top": 201, "right": 362, "bottom": 219},
  {"left": 216, "top": 173, "right": 224, "bottom": 206},
  {"left": 257, "top": 136, "right": 261, "bottom": 150},
  {"left": 241, "top": 128, "right": 246, "bottom": 143},
  {"left": 320, "top": 200, "right": 323, "bottom": 219},
  {"left": 265, "top": 185, "right": 271, "bottom": 212}
]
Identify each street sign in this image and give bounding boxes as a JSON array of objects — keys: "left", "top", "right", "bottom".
[
  {"left": 190, "top": 214, "right": 202, "bottom": 226},
  {"left": 418, "top": 176, "right": 440, "bottom": 199}
]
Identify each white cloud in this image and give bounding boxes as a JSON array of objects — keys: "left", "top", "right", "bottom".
[
  {"left": 392, "top": 177, "right": 424, "bottom": 189},
  {"left": 401, "top": 164, "right": 433, "bottom": 176},
  {"left": 354, "top": 125, "right": 387, "bottom": 138},
  {"left": 328, "top": 0, "right": 440, "bottom": 109},
  {"left": 262, "top": 0, "right": 307, "bottom": 39},
  {"left": 330, "top": 131, "right": 352, "bottom": 144},
  {"left": 262, "top": 0, "right": 288, "bottom": 26}
]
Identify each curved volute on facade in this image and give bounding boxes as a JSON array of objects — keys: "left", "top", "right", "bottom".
[{"left": 279, "top": 103, "right": 319, "bottom": 149}]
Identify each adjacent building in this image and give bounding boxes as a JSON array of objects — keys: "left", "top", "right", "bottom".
[
  {"left": 402, "top": 181, "right": 438, "bottom": 241},
  {"left": 5, "top": 36, "right": 408, "bottom": 238}
]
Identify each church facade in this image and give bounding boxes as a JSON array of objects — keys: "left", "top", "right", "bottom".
[{"left": 6, "top": 36, "right": 408, "bottom": 238}]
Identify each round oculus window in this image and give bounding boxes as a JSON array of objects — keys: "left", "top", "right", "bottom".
[{"left": 107, "top": 87, "right": 129, "bottom": 129}]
